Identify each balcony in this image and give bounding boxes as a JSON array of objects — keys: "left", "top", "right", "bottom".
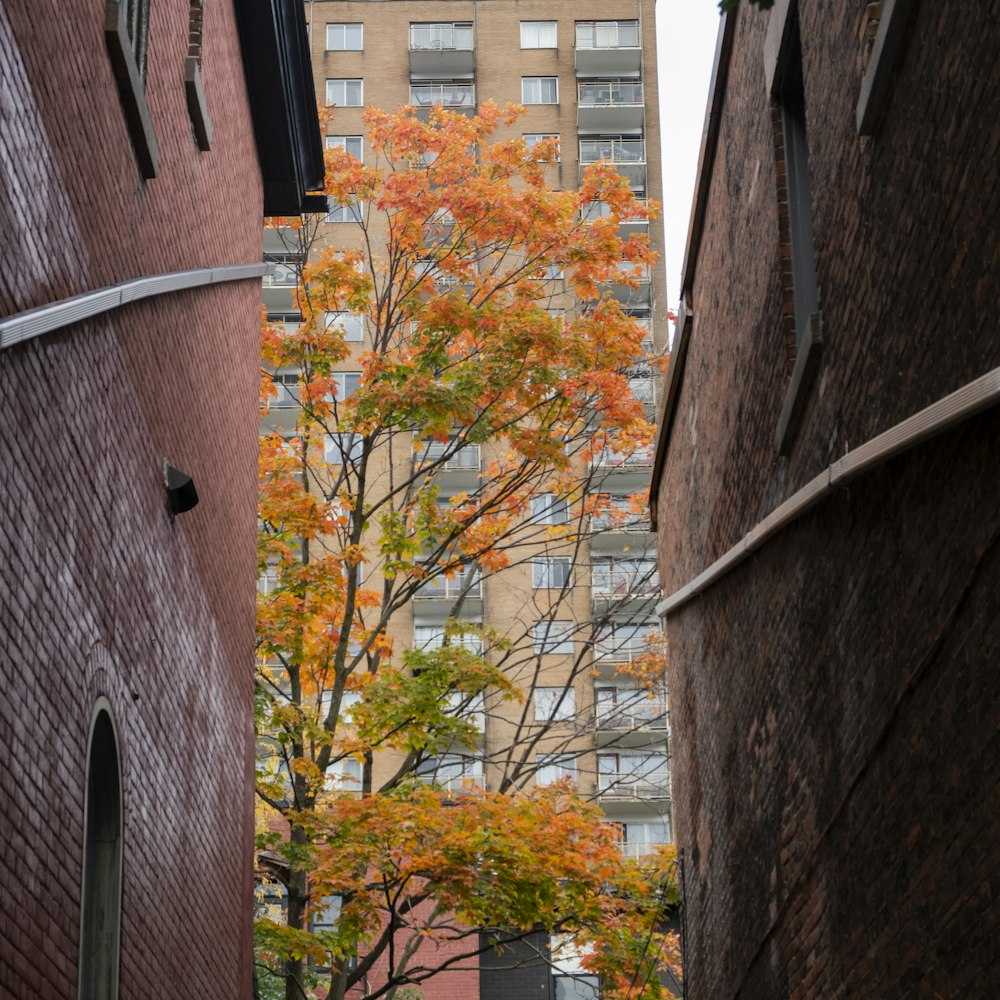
[
  {"left": 590, "top": 443, "right": 654, "bottom": 483},
  {"left": 575, "top": 21, "right": 641, "bottom": 76},
  {"left": 261, "top": 258, "right": 302, "bottom": 313},
  {"left": 595, "top": 690, "right": 667, "bottom": 730},
  {"left": 628, "top": 374, "right": 656, "bottom": 407},
  {"left": 593, "top": 624, "right": 659, "bottom": 663},
  {"left": 414, "top": 565, "right": 484, "bottom": 614},
  {"left": 415, "top": 439, "right": 481, "bottom": 487},
  {"left": 409, "top": 82, "right": 475, "bottom": 119},
  {"left": 589, "top": 496, "right": 650, "bottom": 534},
  {"left": 597, "top": 755, "right": 669, "bottom": 799},
  {"left": 579, "top": 138, "right": 646, "bottom": 189},
  {"left": 577, "top": 79, "right": 644, "bottom": 132},
  {"left": 592, "top": 558, "right": 659, "bottom": 604},
  {"left": 581, "top": 199, "right": 649, "bottom": 237},
  {"left": 609, "top": 261, "right": 651, "bottom": 307},
  {"left": 409, "top": 23, "right": 474, "bottom": 78}
]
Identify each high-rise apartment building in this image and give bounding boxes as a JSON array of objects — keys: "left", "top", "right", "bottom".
[{"left": 259, "top": 3, "right": 671, "bottom": 997}]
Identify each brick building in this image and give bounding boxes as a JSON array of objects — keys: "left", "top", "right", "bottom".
[
  {"left": 651, "top": 1, "right": 999, "bottom": 997},
  {"left": 0, "top": 0, "right": 321, "bottom": 994}
]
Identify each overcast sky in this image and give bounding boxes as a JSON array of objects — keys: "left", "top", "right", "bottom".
[{"left": 654, "top": 0, "right": 723, "bottom": 315}]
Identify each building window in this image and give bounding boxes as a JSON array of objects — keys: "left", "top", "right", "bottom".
[
  {"left": 532, "top": 557, "right": 571, "bottom": 589},
  {"left": 534, "top": 263, "right": 565, "bottom": 280},
  {"left": 534, "top": 687, "right": 575, "bottom": 722},
  {"left": 537, "top": 754, "right": 577, "bottom": 785},
  {"left": 771, "top": 3, "right": 822, "bottom": 452},
  {"left": 410, "top": 81, "right": 475, "bottom": 108},
  {"left": 324, "top": 432, "right": 364, "bottom": 465},
  {"left": 597, "top": 751, "right": 668, "bottom": 796},
  {"left": 524, "top": 134, "right": 560, "bottom": 160},
  {"left": 326, "top": 135, "right": 364, "bottom": 160},
  {"left": 327, "top": 199, "right": 364, "bottom": 224},
  {"left": 521, "top": 21, "right": 557, "bottom": 48},
  {"left": 416, "top": 754, "right": 483, "bottom": 791},
  {"left": 326, "top": 312, "right": 364, "bottom": 342},
  {"left": 105, "top": 0, "right": 157, "bottom": 176},
  {"left": 325, "top": 756, "right": 363, "bottom": 791},
  {"left": 78, "top": 705, "right": 123, "bottom": 999},
  {"left": 326, "top": 79, "right": 363, "bottom": 107},
  {"left": 414, "top": 624, "right": 483, "bottom": 654},
  {"left": 326, "top": 23, "right": 363, "bottom": 50},
  {"left": 522, "top": 77, "right": 558, "bottom": 105},
  {"left": 531, "top": 493, "right": 569, "bottom": 525},
  {"left": 533, "top": 620, "right": 574, "bottom": 655},
  {"left": 331, "top": 372, "right": 362, "bottom": 400}
]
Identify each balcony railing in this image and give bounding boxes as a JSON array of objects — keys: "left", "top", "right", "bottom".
[
  {"left": 619, "top": 840, "right": 668, "bottom": 859},
  {"left": 414, "top": 630, "right": 483, "bottom": 655},
  {"left": 594, "top": 628, "right": 658, "bottom": 661},
  {"left": 579, "top": 139, "right": 645, "bottom": 165},
  {"left": 592, "top": 560, "right": 659, "bottom": 597},
  {"left": 262, "top": 263, "right": 299, "bottom": 287},
  {"left": 417, "top": 441, "right": 481, "bottom": 471},
  {"left": 581, "top": 200, "right": 648, "bottom": 225},
  {"left": 575, "top": 21, "right": 640, "bottom": 50},
  {"left": 410, "top": 23, "right": 474, "bottom": 51},
  {"left": 415, "top": 569, "right": 482, "bottom": 600},
  {"left": 596, "top": 696, "right": 667, "bottom": 728},
  {"left": 410, "top": 83, "right": 475, "bottom": 108},
  {"left": 578, "top": 81, "right": 643, "bottom": 107},
  {"left": 589, "top": 505, "right": 649, "bottom": 531},
  {"left": 591, "top": 443, "right": 655, "bottom": 469},
  {"left": 597, "top": 771, "right": 669, "bottom": 798}
]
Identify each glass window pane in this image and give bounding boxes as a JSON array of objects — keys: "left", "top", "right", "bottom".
[{"left": 521, "top": 21, "right": 556, "bottom": 48}]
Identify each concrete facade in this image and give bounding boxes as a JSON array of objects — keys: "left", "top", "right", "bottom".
[{"left": 652, "top": 2, "right": 1000, "bottom": 997}]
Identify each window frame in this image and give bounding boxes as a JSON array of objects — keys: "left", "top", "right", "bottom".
[
  {"left": 520, "top": 21, "right": 558, "bottom": 49},
  {"left": 536, "top": 753, "right": 577, "bottom": 785},
  {"left": 532, "top": 556, "right": 572, "bottom": 589},
  {"left": 325, "top": 22, "right": 363, "bottom": 51},
  {"left": 533, "top": 620, "right": 574, "bottom": 655},
  {"left": 522, "top": 76, "right": 559, "bottom": 105},
  {"left": 534, "top": 686, "right": 576, "bottom": 722},
  {"left": 531, "top": 493, "right": 570, "bottom": 525},
  {"left": 326, "top": 78, "right": 364, "bottom": 107},
  {"left": 326, "top": 135, "right": 364, "bottom": 160},
  {"left": 326, "top": 311, "right": 364, "bottom": 342}
]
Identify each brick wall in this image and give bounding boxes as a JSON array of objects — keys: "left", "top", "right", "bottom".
[
  {"left": 656, "top": 2, "right": 1000, "bottom": 997},
  {"left": 0, "top": 0, "right": 265, "bottom": 994}
]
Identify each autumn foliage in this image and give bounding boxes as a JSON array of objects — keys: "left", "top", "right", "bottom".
[{"left": 256, "top": 103, "right": 676, "bottom": 1000}]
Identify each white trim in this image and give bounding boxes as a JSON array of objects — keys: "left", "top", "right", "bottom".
[
  {"left": 0, "top": 262, "right": 270, "bottom": 350},
  {"left": 658, "top": 365, "right": 1000, "bottom": 617}
]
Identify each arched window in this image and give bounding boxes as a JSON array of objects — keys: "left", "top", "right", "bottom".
[{"left": 79, "top": 706, "right": 123, "bottom": 999}]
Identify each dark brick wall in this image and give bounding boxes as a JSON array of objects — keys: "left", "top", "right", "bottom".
[
  {"left": 656, "top": 2, "right": 1000, "bottom": 998},
  {"left": 0, "top": 0, "right": 264, "bottom": 995}
]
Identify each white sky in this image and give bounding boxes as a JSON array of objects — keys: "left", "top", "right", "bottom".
[{"left": 654, "top": 0, "right": 723, "bottom": 314}]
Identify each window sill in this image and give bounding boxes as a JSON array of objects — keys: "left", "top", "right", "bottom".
[{"left": 775, "top": 311, "right": 823, "bottom": 455}]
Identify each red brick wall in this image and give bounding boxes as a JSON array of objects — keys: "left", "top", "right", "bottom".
[
  {"left": 656, "top": 2, "right": 1000, "bottom": 997},
  {"left": 0, "top": 0, "right": 265, "bottom": 994}
]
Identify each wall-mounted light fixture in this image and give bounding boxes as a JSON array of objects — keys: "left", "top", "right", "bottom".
[{"left": 164, "top": 462, "right": 199, "bottom": 516}]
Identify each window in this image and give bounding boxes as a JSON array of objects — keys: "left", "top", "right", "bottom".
[
  {"left": 534, "top": 686, "right": 575, "bottom": 722},
  {"left": 524, "top": 133, "right": 560, "bottom": 160},
  {"left": 331, "top": 372, "right": 362, "bottom": 400},
  {"left": 327, "top": 198, "right": 364, "bottom": 224},
  {"left": 536, "top": 754, "right": 576, "bottom": 785},
  {"left": 326, "top": 135, "right": 363, "bottom": 159},
  {"left": 614, "top": 820, "right": 670, "bottom": 858},
  {"left": 522, "top": 77, "right": 558, "bottom": 105},
  {"left": 410, "top": 81, "right": 474, "bottom": 108},
  {"left": 105, "top": 0, "right": 156, "bottom": 176},
  {"left": 326, "top": 23, "right": 362, "bottom": 50},
  {"left": 521, "top": 21, "right": 557, "bottom": 48},
  {"left": 324, "top": 432, "right": 364, "bottom": 465},
  {"left": 325, "top": 756, "right": 363, "bottom": 790},
  {"left": 326, "top": 79, "right": 363, "bottom": 107},
  {"left": 532, "top": 557, "right": 571, "bottom": 589},
  {"left": 326, "top": 312, "right": 364, "bottom": 342},
  {"left": 533, "top": 620, "right": 574, "bottom": 655},
  {"left": 772, "top": 3, "right": 821, "bottom": 453},
  {"left": 531, "top": 493, "right": 569, "bottom": 525},
  {"left": 79, "top": 705, "right": 123, "bottom": 999},
  {"left": 535, "top": 263, "right": 565, "bottom": 280}
]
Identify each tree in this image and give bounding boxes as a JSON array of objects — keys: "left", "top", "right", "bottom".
[{"left": 255, "top": 102, "right": 678, "bottom": 1000}]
